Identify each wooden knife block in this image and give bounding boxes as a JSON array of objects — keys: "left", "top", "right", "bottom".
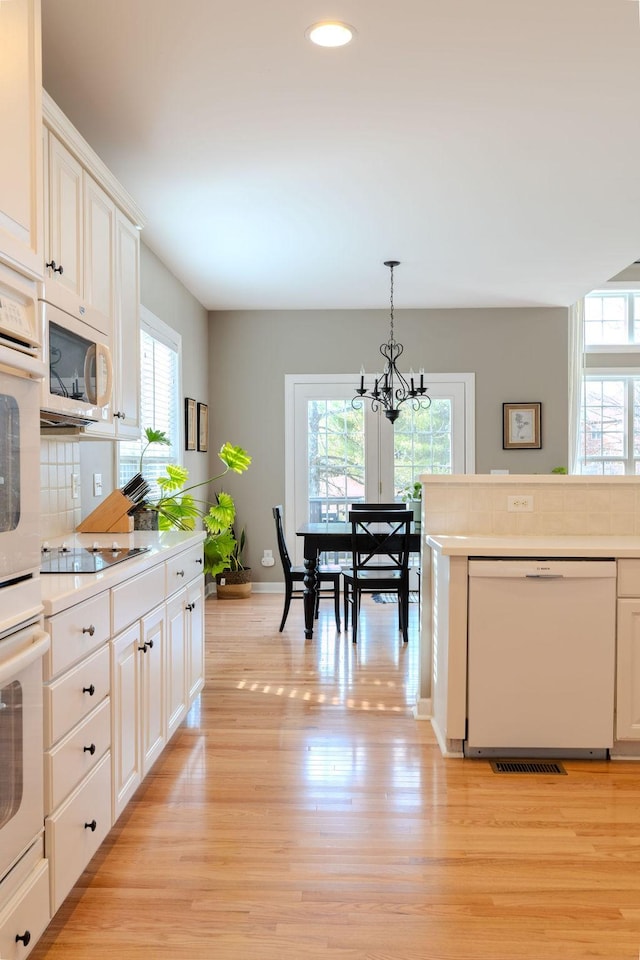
[{"left": 76, "top": 490, "right": 135, "bottom": 533}]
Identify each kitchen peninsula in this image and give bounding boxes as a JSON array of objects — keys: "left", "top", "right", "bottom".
[{"left": 419, "top": 475, "right": 640, "bottom": 761}]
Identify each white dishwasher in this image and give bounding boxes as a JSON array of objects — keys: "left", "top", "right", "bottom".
[{"left": 466, "top": 558, "right": 617, "bottom": 758}]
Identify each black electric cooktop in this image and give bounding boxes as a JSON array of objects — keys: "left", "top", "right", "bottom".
[{"left": 40, "top": 546, "right": 151, "bottom": 574}]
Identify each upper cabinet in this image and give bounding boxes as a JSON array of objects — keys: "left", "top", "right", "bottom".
[
  {"left": 42, "top": 93, "right": 145, "bottom": 438},
  {"left": 44, "top": 129, "right": 115, "bottom": 338},
  {"left": 0, "top": 0, "right": 43, "bottom": 278}
]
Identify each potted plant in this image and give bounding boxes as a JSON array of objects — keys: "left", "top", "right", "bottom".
[
  {"left": 399, "top": 480, "right": 422, "bottom": 529},
  {"left": 135, "top": 432, "right": 252, "bottom": 577},
  {"left": 215, "top": 526, "right": 252, "bottom": 600}
]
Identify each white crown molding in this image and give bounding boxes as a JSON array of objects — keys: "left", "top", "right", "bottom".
[{"left": 42, "top": 89, "right": 146, "bottom": 230}]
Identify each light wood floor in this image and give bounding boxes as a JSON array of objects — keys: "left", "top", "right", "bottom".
[{"left": 31, "top": 594, "right": 640, "bottom": 960}]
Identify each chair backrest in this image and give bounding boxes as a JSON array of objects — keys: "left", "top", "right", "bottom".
[
  {"left": 348, "top": 509, "right": 412, "bottom": 576},
  {"left": 272, "top": 505, "right": 293, "bottom": 577},
  {"left": 350, "top": 502, "right": 406, "bottom": 511}
]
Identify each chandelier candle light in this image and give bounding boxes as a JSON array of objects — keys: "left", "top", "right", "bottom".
[{"left": 354, "top": 260, "right": 431, "bottom": 424}]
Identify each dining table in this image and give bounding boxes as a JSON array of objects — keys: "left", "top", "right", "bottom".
[{"left": 296, "top": 521, "right": 422, "bottom": 638}]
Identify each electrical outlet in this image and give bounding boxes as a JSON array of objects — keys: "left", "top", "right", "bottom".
[
  {"left": 71, "top": 473, "right": 80, "bottom": 500},
  {"left": 507, "top": 494, "right": 533, "bottom": 512},
  {"left": 261, "top": 549, "right": 275, "bottom": 567},
  {"left": 93, "top": 473, "right": 103, "bottom": 497}
]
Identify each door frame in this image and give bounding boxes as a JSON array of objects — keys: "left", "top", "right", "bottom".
[{"left": 284, "top": 372, "right": 475, "bottom": 557}]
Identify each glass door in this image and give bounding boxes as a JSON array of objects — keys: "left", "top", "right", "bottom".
[{"left": 286, "top": 373, "right": 474, "bottom": 563}]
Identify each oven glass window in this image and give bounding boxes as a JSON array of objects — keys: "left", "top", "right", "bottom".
[
  {"left": 0, "top": 680, "right": 23, "bottom": 828},
  {"left": 0, "top": 394, "right": 19, "bottom": 533}
]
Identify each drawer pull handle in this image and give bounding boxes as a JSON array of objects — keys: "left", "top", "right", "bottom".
[
  {"left": 84, "top": 819, "right": 97, "bottom": 832},
  {"left": 15, "top": 931, "right": 31, "bottom": 946},
  {"left": 176, "top": 569, "right": 185, "bottom": 577},
  {"left": 82, "top": 625, "right": 96, "bottom": 636},
  {"left": 185, "top": 602, "right": 194, "bottom": 612},
  {"left": 115, "top": 410, "right": 126, "bottom": 419},
  {"left": 147, "top": 638, "right": 154, "bottom": 649},
  {"left": 45, "top": 259, "right": 64, "bottom": 275},
  {"left": 195, "top": 558, "right": 203, "bottom": 564},
  {"left": 84, "top": 743, "right": 96, "bottom": 755},
  {"left": 138, "top": 640, "right": 155, "bottom": 653},
  {"left": 82, "top": 684, "right": 96, "bottom": 696}
]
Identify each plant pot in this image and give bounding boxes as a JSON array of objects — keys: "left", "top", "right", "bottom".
[
  {"left": 409, "top": 500, "right": 421, "bottom": 530},
  {"left": 132, "top": 507, "right": 159, "bottom": 531},
  {"left": 215, "top": 568, "right": 252, "bottom": 600}
]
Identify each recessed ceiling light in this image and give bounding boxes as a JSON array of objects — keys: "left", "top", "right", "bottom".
[{"left": 306, "top": 21, "right": 355, "bottom": 48}]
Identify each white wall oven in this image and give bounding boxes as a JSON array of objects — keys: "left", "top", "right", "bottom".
[
  {"left": 0, "top": 263, "right": 49, "bottom": 892},
  {"left": 39, "top": 293, "right": 113, "bottom": 428},
  {"left": 0, "top": 619, "right": 49, "bottom": 882}
]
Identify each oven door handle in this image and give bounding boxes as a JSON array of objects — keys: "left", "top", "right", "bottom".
[
  {"left": 0, "top": 630, "right": 50, "bottom": 686},
  {"left": 84, "top": 343, "right": 113, "bottom": 408}
]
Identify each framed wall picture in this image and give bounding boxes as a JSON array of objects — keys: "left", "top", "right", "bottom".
[
  {"left": 503, "top": 402, "right": 541, "bottom": 449},
  {"left": 197, "top": 402, "right": 209, "bottom": 452},
  {"left": 185, "top": 398, "right": 197, "bottom": 451}
]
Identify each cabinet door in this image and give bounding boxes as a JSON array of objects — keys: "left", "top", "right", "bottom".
[
  {"left": 47, "top": 133, "right": 83, "bottom": 300},
  {"left": 166, "top": 591, "right": 188, "bottom": 740},
  {"left": 83, "top": 174, "right": 114, "bottom": 336},
  {"left": 186, "top": 577, "right": 205, "bottom": 704},
  {"left": 113, "top": 210, "right": 140, "bottom": 436},
  {"left": 0, "top": 0, "right": 42, "bottom": 278},
  {"left": 111, "top": 623, "right": 142, "bottom": 822},
  {"left": 616, "top": 599, "right": 640, "bottom": 740},
  {"left": 140, "top": 606, "right": 166, "bottom": 776}
]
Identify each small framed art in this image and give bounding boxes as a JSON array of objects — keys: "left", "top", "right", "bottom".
[
  {"left": 197, "top": 402, "right": 209, "bottom": 452},
  {"left": 503, "top": 402, "right": 541, "bottom": 450},
  {"left": 185, "top": 398, "right": 197, "bottom": 451}
]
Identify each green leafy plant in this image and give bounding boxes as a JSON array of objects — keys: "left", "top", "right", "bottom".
[
  {"left": 551, "top": 466, "right": 568, "bottom": 474},
  {"left": 399, "top": 480, "right": 422, "bottom": 502},
  {"left": 139, "top": 435, "right": 251, "bottom": 576}
]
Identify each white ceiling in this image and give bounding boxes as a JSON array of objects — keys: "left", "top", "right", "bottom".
[{"left": 41, "top": 0, "right": 640, "bottom": 312}]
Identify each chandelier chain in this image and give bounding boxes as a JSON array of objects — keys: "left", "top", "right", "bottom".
[{"left": 389, "top": 263, "right": 394, "bottom": 342}]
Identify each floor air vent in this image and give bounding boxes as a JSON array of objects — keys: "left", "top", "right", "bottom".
[{"left": 490, "top": 760, "right": 567, "bottom": 775}]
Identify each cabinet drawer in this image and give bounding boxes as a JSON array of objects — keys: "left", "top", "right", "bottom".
[
  {"left": 617, "top": 559, "right": 640, "bottom": 597},
  {"left": 45, "top": 751, "right": 112, "bottom": 916},
  {"left": 112, "top": 563, "right": 165, "bottom": 634},
  {"left": 0, "top": 858, "right": 50, "bottom": 960},
  {"left": 44, "top": 644, "right": 110, "bottom": 748},
  {"left": 44, "top": 591, "right": 110, "bottom": 680},
  {"left": 166, "top": 544, "right": 204, "bottom": 597},
  {"left": 44, "top": 698, "right": 111, "bottom": 814}
]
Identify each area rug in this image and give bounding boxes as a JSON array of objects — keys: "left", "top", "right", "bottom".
[{"left": 372, "top": 592, "right": 419, "bottom": 603}]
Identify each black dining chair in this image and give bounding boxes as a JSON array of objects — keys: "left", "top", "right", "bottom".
[
  {"left": 350, "top": 502, "right": 406, "bottom": 510},
  {"left": 272, "top": 505, "right": 342, "bottom": 632},
  {"left": 342, "top": 509, "right": 412, "bottom": 644}
]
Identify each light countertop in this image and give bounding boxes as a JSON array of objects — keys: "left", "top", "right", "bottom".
[
  {"left": 40, "top": 530, "right": 205, "bottom": 616},
  {"left": 426, "top": 534, "right": 640, "bottom": 558}
]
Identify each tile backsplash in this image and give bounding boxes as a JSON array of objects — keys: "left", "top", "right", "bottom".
[
  {"left": 422, "top": 476, "right": 640, "bottom": 537},
  {"left": 40, "top": 438, "right": 81, "bottom": 539}
]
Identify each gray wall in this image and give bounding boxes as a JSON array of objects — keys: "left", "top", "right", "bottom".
[
  {"left": 207, "top": 306, "right": 569, "bottom": 582},
  {"left": 79, "top": 242, "right": 209, "bottom": 513}
]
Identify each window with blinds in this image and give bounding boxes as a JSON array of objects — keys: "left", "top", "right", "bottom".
[{"left": 118, "top": 310, "right": 181, "bottom": 497}]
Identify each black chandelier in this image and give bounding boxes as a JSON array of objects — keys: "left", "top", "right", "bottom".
[{"left": 353, "top": 260, "right": 431, "bottom": 424}]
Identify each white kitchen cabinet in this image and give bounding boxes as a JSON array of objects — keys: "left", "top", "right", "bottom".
[
  {"left": 111, "top": 622, "right": 141, "bottom": 821},
  {"left": 42, "top": 93, "right": 145, "bottom": 440},
  {"left": 166, "top": 591, "right": 188, "bottom": 740},
  {"left": 46, "top": 132, "right": 83, "bottom": 304},
  {"left": 187, "top": 577, "right": 205, "bottom": 703},
  {"left": 45, "top": 753, "right": 111, "bottom": 915},
  {"left": 112, "top": 209, "right": 140, "bottom": 436},
  {"left": 0, "top": 845, "right": 49, "bottom": 960},
  {"left": 0, "top": 0, "right": 43, "bottom": 279},
  {"left": 43, "top": 597, "right": 112, "bottom": 917},
  {"left": 616, "top": 560, "right": 640, "bottom": 741},
  {"left": 140, "top": 606, "right": 166, "bottom": 775},
  {"left": 44, "top": 131, "right": 114, "bottom": 338}
]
